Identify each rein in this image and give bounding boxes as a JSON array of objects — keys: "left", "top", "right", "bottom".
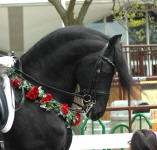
[
  {"left": 13, "top": 67, "right": 85, "bottom": 112},
  {"left": 13, "top": 67, "right": 84, "bottom": 99}
]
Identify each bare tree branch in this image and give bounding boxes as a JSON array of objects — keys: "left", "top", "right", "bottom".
[
  {"left": 118, "top": 0, "right": 121, "bottom": 7},
  {"left": 112, "top": 0, "right": 116, "bottom": 11},
  {"left": 67, "top": 0, "right": 76, "bottom": 14},
  {"left": 48, "top": 0, "right": 68, "bottom": 25},
  {"left": 77, "top": 0, "right": 93, "bottom": 24},
  {"left": 67, "top": 0, "right": 76, "bottom": 24}
]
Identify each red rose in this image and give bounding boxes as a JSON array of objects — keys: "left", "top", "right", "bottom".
[
  {"left": 40, "top": 93, "right": 52, "bottom": 104},
  {"left": 26, "top": 86, "right": 38, "bottom": 100},
  {"left": 73, "top": 112, "right": 81, "bottom": 125},
  {"left": 61, "top": 104, "right": 69, "bottom": 115},
  {"left": 12, "top": 78, "right": 20, "bottom": 88}
]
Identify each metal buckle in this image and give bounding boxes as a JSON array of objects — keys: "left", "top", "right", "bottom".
[
  {"left": 85, "top": 101, "right": 96, "bottom": 114},
  {"left": 83, "top": 94, "right": 92, "bottom": 103}
]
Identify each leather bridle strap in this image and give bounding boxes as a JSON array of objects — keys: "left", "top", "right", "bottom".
[
  {"left": 86, "top": 43, "right": 112, "bottom": 97},
  {"left": 81, "top": 42, "right": 115, "bottom": 114},
  {"left": 14, "top": 67, "right": 87, "bottom": 111},
  {"left": 13, "top": 67, "right": 84, "bottom": 99},
  {"left": 102, "top": 56, "right": 115, "bottom": 68}
]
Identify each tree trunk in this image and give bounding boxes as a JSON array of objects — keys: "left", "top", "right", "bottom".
[{"left": 48, "top": 0, "right": 93, "bottom": 26}]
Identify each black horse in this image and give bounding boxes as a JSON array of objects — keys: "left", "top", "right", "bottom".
[{"left": 2, "top": 26, "right": 133, "bottom": 150}]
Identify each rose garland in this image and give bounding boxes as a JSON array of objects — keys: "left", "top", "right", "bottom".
[{"left": 9, "top": 68, "right": 81, "bottom": 128}]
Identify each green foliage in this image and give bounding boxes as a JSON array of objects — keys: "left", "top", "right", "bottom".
[
  {"left": 112, "top": 0, "right": 157, "bottom": 43},
  {"left": 129, "top": 25, "right": 146, "bottom": 44}
]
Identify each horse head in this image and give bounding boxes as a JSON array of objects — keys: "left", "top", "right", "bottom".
[
  {"left": 76, "top": 34, "right": 132, "bottom": 120},
  {"left": 15, "top": 26, "right": 133, "bottom": 121}
]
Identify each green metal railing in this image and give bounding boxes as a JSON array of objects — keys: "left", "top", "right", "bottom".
[
  {"left": 109, "top": 122, "right": 130, "bottom": 134},
  {"left": 81, "top": 118, "right": 106, "bottom": 135},
  {"left": 81, "top": 113, "right": 152, "bottom": 136},
  {"left": 131, "top": 113, "right": 152, "bottom": 129}
]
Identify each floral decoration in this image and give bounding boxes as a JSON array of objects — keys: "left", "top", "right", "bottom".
[
  {"left": 73, "top": 112, "right": 81, "bottom": 125},
  {"left": 26, "top": 86, "right": 39, "bottom": 100},
  {"left": 9, "top": 68, "right": 81, "bottom": 128},
  {"left": 40, "top": 93, "right": 52, "bottom": 104},
  {"left": 61, "top": 104, "right": 69, "bottom": 115},
  {"left": 11, "top": 78, "right": 20, "bottom": 88}
]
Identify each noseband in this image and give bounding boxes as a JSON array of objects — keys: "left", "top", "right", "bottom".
[{"left": 80, "top": 42, "right": 115, "bottom": 114}]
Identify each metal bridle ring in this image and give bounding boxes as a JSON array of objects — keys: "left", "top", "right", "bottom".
[{"left": 83, "top": 94, "right": 92, "bottom": 103}]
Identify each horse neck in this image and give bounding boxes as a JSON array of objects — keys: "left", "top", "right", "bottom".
[
  {"left": 50, "top": 52, "right": 96, "bottom": 105},
  {"left": 20, "top": 49, "right": 87, "bottom": 106},
  {"left": 51, "top": 64, "right": 77, "bottom": 105}
]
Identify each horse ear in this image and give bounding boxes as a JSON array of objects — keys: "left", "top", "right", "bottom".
[{"left": 109, "top": 34, "right": 122, "bottom": 46}]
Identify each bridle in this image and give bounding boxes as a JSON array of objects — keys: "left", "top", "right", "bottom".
[
  {"left": 78, "top": 42, "right": 116, "bottom": 114},
  {"left": 12, "top": 42, "right": 115, "bottom": 114}
]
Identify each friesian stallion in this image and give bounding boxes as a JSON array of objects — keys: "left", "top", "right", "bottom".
[{"left": 0, "top": 26, "right": 133, "bottom": 150}]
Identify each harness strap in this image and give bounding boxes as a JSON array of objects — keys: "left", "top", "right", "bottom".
[
  {"left": 13, "top": 67, "right": 84, "bottom": 99},
  {"left": 95, "top": 90, "right": 110, "bottom": 96}
]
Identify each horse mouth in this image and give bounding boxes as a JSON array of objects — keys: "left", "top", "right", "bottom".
[{"left": 87, "top": 110, "right": 105, "bottom": 121}]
